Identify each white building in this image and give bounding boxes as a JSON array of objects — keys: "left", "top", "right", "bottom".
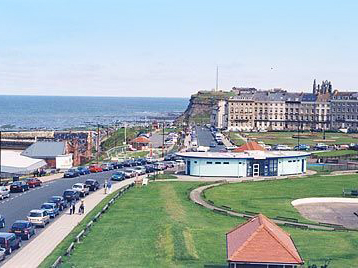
[
  {"left": 177, "top": 142, "right": 309, "bottom": 178},
  {"left": 211, "top": 100, "right": 228, "bottom": 129}
]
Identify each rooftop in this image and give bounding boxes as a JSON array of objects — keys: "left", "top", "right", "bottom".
[
  {"left": 21, "top": 141, "right": 66, "bottom": 159},
  {"left": 226, "top": 214, "right": 304, "bottom": 264}
]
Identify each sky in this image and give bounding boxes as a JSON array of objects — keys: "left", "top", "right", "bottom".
[{"left": 0, "top": 0, "right": 357, "bottom": 97}]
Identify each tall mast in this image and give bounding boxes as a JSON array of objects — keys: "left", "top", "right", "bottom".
[{"left": 216, "top": 65, "right": 219, "bottom": 91}]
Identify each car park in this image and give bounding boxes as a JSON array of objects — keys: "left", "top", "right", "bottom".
[
  {"left": 48, "top": 196, "right": 68, "bottom": 211},
  {"left": 64, "top": 168, "right": 79, "bottom": 178},
  {"left": 27, "top": 209, "right": 50, "bottom": 228},
  {"left": 0, "top": 215, "right": 5, "bottom": 228},
  {"left": 76, "top": 166, "right": 90, "bottom": 175},
  {"left": 85, "top": 179, "right": 100, "bottom": 191},
  {"left": 10, "top": 181, "right": 29, "bottom": 193},
  {"left": 40, "top": 203, "right": 60, "bottom": 218},
  {"left": 0, "top": 247, "right": 5, "bottom": 261},
  {"left": 9, "top": 220, "right": 36, "bottom": 240},
  {"left": 72, "top": 183, "right": 90, "bottom": 197},
  {"left": 0, "top": 233, "right": 21, "bottom": 254},
  {"left": 89, "top": 164, "right": 103, "bottom": 173},
  {"left": 111, "top": 172, "right": 126, "bottom": 181},
  {"left": 24, "top": 178, "right": 42, "bottom": 188},
  {"left": 0, "top": 186, "right": 10, "bottom": 200},
  {"left": 63, "top": 189, "right": 80, "bottom": 202}
]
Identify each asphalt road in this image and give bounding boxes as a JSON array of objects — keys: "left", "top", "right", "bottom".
[
  {"left": 0, "top": 169, "right": 120, "bottom": 253},
  {"left": 195, "top": 126, "right": 226, "bottom": 152}
]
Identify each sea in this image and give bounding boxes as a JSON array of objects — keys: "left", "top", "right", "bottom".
[{"left": 0, "top": 95, "right": 188, "bottom": 130}]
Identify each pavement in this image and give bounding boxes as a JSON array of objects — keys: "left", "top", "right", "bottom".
[{"left": 2, "top": 177, "right": 135, "bottom": 268}]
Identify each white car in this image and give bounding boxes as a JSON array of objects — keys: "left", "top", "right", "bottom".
[
  {"left": 133, "top": 166, "right": 146, "bottom": 175},
  {"left": 72, "top": 183, "right": 90, "bottom": 197},
  {"left": 28, "top": 209, "right": 50, "bottom": 228},
  {"left": 0, "top": 186, "right": 10, "bottom": 200}
]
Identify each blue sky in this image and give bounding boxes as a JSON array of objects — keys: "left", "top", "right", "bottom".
[{"left": 0, "top": 0, "right": 357, "bottom": 97}]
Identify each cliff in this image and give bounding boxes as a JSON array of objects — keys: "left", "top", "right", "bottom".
[{"left": 176, "top": 90, "right": 234, "bottom": 124}]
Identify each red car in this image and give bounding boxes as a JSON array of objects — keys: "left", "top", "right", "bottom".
[
  {"left": 89, "top": 165, "right": 103, "bottom": 173},
  {"left": 24, "top": 178, "right": 42, "bottom": 188}
]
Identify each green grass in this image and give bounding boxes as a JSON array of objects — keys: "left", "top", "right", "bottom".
[
  {"left": 228, "top": 132, "right": 245, "bottom": 146},
  {"left": 39, "top": 189, "right": 122, "bottom": 268},
  {"left": 47, "top": 182, "right": 242, "bottom": 267},
  {"left": 313, "top": 149, "right": 358, "bottom": 157},
  {"left": 242, "top": 131, "right": 358, "bottom": 147},
  {"left": 42, "top": 180, "right": 358, "bottom": 267},
  {"left": 149, "top": 174, "right": 178, "bottom": 180}
]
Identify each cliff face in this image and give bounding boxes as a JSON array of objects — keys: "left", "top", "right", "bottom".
[{"left": 176, "top": 90, "right": 234, "bottom": 123}]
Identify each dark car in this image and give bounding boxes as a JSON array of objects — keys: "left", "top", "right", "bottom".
[
  {"left": 24, "top": 178, "right": 42, "bottom": 188},
  {"left": 63, "top": 189, "right": 80, "bottom": 202},
  {"left": 10, "top": 181, "right": 29, "bottom": 193},
  {"left": 64, "top": 168, "right": 79, "bottom": 178},
  {"left": 0, "top": 215, "right": 5, "bottom": 229},
  {"left": 76, "top": 166, "right": 90, "bottom": 175},
  {"left": 0, "top": 233, "right": 21, "bottom": 254},
  {"left": 9, "top": 220, "right": 35, "bottom": 240},
  {"left": 123, "top": 160, "right": 135, "bottom": 167},
  {"left": 111, "top": 172, "right": 125, "bottom": 181},
  {"left": 48, "top": 196, "right": 68, "bottom": 211},
  {"left": 144, "top": 164, "right": 155, "bottom": 173},
  {"left": 85, "top": 179, "right": 100, "bottom": 191}
]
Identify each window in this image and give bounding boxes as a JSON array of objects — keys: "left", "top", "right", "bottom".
[
  {"left": 288, "top": 160, "right": 292, "bottom": 162},
  {"left": 194, "top": 161, "right": 197, "bottom": 164},
  {"left": 206, "top": 161, "right": 212, "bottom": 164},
  {"left": 223, "top": 162, "right": 229, "bottom": 164},
  {"left": 239, "top": 162, "right": 242, "bottom": 164},
  {"left": 215, "top": 162, "right": 221, "bottom": 164}
]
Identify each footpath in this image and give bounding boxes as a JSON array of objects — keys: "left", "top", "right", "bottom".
[{"left": 2, "top": 177, "right": 135, "bottom": 268}]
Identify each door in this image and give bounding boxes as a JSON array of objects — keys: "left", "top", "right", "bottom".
[
  {"left": 302, "top": 159, "right": 305, "bottom": 173},
  {"left": 253, "top": 163, "right": 260, "bottom": 177},
  {"left": 186, "top": 160, "right": 191, "bottom": 175}
]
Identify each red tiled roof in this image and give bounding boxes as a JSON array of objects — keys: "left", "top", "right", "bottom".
[
  {"left": 226, "top": 214, "right": 304, "bottom": 264},
  {"left": 233, "top": 141, "right": 265, "bottom": 152},
  {"left": 131, "top": 136, "right": 150, "bottom": 144}
]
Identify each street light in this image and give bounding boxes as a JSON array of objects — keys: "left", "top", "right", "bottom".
[{"left": 0, "top": 131, "right": 2, "bottom": 183}]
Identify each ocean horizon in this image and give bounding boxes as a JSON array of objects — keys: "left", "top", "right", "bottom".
[{"left": 0, "top": 95, "right": 188, "bottom": 130}]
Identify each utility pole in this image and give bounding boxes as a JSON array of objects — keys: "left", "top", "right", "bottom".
[
  {"left": 297, "top": 121, "right": 300, "bottom": 148},
  {"left": 97, "top": 124, "right": 100, "bottom": 164},
  {"left": 162, "top": 121, "right": 165, "bottom": 157},
  {"left": 215, "top": 65, "right": 219, "bottom": 92}
]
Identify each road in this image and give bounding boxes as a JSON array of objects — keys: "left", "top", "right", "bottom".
[
  {"left": 195, "top": 126, "right": 226, "bottom": 152},
  {"left": 0, "top": 169, "right": 119, "bottom": 257}
]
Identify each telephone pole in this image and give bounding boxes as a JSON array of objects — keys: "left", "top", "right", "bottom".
[
  {"left": 162, "top": 121, "right": 165, "bottom": 157},
  {"left": 215, "top": 65, "right": 219, "bottom": 92},
  {"left": 0, "top": 131, "right": 2, "bottom": 183}
]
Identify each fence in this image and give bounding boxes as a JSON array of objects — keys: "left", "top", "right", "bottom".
[{"left": 51, "top": 182, "right": 135, "bottom": 268}]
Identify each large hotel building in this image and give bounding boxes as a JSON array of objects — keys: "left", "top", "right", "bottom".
[{"left": 211, "top": 80, "right": 358, "bottom": 132}]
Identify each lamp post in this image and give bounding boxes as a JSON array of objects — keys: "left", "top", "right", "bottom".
[
  {"left": 0, "top": 131, "right": 2, "bottom": 183},
  {"left": 162, "top": 121, "right": 165, "bottom": 158}
]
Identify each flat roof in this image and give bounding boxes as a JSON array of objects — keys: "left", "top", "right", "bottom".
[{"left": 176, "top": 150, "right": 310, "bottom": 160}]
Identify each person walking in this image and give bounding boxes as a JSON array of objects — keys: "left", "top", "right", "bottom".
[
  {"left": 79, "top": 199, "right": 85, "bottom": 215},
  {"left": 69, "top": 201, "right": 73, "bottom": 215},
  {"left": 104, "top": 180, "right": 108, "bottom": 194},
  {"left": 107, "top": 180, "right": 112, "bottom": 194},
  {"left": 72, "top": 201, "right": 76, "bottom": 215}
]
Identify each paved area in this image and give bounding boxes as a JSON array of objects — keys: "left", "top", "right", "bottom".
[
  {"left": 295, "top": 203, "right": 358, "bottom": 229},
  {"left": 195, "top": 126, "right": 226, "bottom": 152},
  {"left": 2, "top": 178, "right": 135, "bottom": 268},
  {"left": 189, "top": 183, "right": 333, "bottom": 231}
]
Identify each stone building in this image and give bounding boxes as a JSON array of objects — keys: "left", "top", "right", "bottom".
[{"left": 330, "top": 91, "right": 358, "bottom": 130}]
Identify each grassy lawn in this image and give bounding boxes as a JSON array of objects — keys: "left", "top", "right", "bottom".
[
  {"left": 228, "top": 132, "right": 245, "bottom": 146},
  {"left": 42, "top": 180, "right": 358, "bottom": 267},
  {"left": 313, "top": 149, "right": 358, "bottom": 157},
  {"left": 149, "top": 174, "right": 178, "bottom": 180},
  {"left": 242, "top": 131, "right": 358, "bottom": 147}
]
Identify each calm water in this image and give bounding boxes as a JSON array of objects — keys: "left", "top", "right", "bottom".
[{"left": 0, "top": 95, "right": 188, "bottom": 130}]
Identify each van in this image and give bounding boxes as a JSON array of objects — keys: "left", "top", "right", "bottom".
[{"left": 0, "top": 232, "right": 21, "bottom": 254}]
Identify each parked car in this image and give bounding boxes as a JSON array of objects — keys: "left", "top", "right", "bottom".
[
  {"left": 64, "top": 168, "right": 79, "bottom": 178},
  {"left": 0, "top": 186, "right": 10, "bottom": 200},
  {"left": 85, "top": 179, "right": 100, "bottom": 191},
  {"left": 40, "top": 203, "right": 60, "bottom": 218},
  {"left": 294, "top": 144, "right": 310, "bottom": 151},
  {"left": 63, "top": 189, "right": 80, "bottom": 202},
  {"left": 273, "top": 144, "right": 292, "bottom": 151},
  {"left": 48, "top": 196, "right": 68, "bottom": 211},
  {"left": 123, "top": 160, "right": 135, "bottom": 167},
  {"left": 210, "top": 142, "right": 216, "bottom": 148},
  {"left": 153, "top": 162, "right": 166, "bottom": 170},
  {"left": 24, "top": 178, "right": 42, "bottom": 188},
  {"left": 10, "top": 181, "right": 29, "bottom": 193},
  {"left": 0, "top": 215, "right": 5, "bottom": 229},
  {"left": 124, "top": 169, "right": 136, "bottom": 178},
  {"left": 133, "top": 166, "right": 146, "bottom": 175},
  {"left": 110, "top": 162, "right": 120, "bottom": 169},
  {"left": 0, "top": 247, "right": 5, "bottom": 261},
  {"left": 72, "top": 183, "right": 90, "bottom": 197},
  {"left": 76, "top": 166, "right": 90, "bottom": 175},
  {"left": 89, "top": 165, "right": 103, "bottom": 173},
  {"left": 111, "top": 172, "right": 126, "bottom": 181},
  {"left": 314, "top": 143, "right": 329, "bottom": 150},
  {"left": 27, "top": 209, "right": 50, "bottom": 228},
  {"left": 9, "top": 220, "right": 36, "bottom": 240},
  {"left": 100, "top": 163, "right": 112, "bottom": 171},
  {"left": 144, "top": 164, "right": 155, "bottom": 173},
  {"left": 0, "top": 233, "right": 21, "bottom": 254}
]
